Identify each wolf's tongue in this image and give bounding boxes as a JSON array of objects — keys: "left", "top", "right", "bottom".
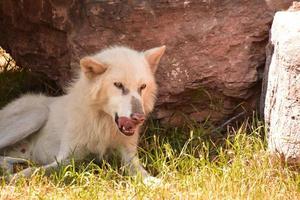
[{"left": 117, "top": 117, "right": 136, "bottom": 136}]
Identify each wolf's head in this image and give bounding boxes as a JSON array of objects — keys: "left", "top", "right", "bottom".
[{"left": 79, "top": 46, "right": 165, "bottom": 136}]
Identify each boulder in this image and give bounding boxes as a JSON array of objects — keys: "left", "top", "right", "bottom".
[
  {"left": 265, "top": 0, "right": 294, "bottom": 11},
  {"left": 0, "top": 0, "right": 273, "bottom": 125},
  {"left": 264, "top": 3, "right": 300, "bottom": 164}
]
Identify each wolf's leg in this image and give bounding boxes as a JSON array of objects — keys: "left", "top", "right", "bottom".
[
  {"left": 120, "top": 147, "right": 162, "bottom": 186},
  {"left": 120, "top": 147, "right": 149, "bottom": 177},
  {"left": 0, "top": 94, "right": 49, "bottom": 149},
  {"left": 8, "top": 142, "right": 72, "bottom": 181},
  {"left": 0, "top": 156, "right": 29, "bottom": 173},
  {"left": 9, "top": 158, "right": 71, "bottom": 180},
  {"left": 8, "top": 158, "right": 70, "bottom": 181}
]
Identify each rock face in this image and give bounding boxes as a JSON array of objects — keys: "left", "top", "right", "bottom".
[
  {"left": 265, "top": 0, "right": 294, "bottom": 11},
  {"left": 264, "top": 4, "right": 300, "bottom": 164},
  {"left": 0, "top": 0, "right": 273, "bottom": 125}
]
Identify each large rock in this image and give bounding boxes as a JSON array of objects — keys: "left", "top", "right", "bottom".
[
  {"left": 0, "top": 0, "right": 273, "bottom": 125},
  {"left": 265, "top": 0, "right": 294, "bottom": 11},
  {"left": 264, "top": 3, "right": 300, "bottom": 164}
]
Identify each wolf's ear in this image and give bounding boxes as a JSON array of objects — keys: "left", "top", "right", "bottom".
[
  {"left": 80, "top": 57, "right": 107, "bottom": 79},
  {"left": 144, "top": 45, "right": 166, "bottom": 73}
]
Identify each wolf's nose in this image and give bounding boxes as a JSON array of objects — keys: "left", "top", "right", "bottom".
[{"left": 130, "top": 113, "right": 145, "bottom": 124}]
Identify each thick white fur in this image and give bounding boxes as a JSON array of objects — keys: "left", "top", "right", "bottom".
[{"left": 0, "top": 45, "right": 166, "bottom": 183}]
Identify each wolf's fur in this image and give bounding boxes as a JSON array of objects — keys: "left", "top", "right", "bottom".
[{"left": 0, "top": 45, "right": 165, "bottom": 182}]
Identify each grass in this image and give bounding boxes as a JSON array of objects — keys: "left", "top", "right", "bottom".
[{"left": 1, "top": 118, "right": 300, "bottom": 200}]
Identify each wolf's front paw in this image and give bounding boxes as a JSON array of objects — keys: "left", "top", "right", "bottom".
[
  {"left": 7, "top": 167, "right": 37, "bottom": 182},
  {"left": 143, "top": 176, "right": 162, "bottom": 187}
]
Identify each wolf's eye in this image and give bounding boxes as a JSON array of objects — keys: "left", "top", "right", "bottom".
[
  {"left": 114, "top": 82, "right": 124, "bottom": 90},
  {"left": 140, "top": 84, "right": 147, "bottom": 91}
]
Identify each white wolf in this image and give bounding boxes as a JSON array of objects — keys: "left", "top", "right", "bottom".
[{"left": 0, "top": 45, "right": 166, "bottom": 183}]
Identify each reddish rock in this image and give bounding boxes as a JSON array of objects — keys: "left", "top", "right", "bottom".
[
  {"left": 265, "top": 0, "right": 294, "bottom": 11},
  {"left": 0, "top": 0, "right": 273, "bottom": 126}
]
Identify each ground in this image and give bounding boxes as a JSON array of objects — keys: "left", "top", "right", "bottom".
[{"left": 0, "top": 118, "right": 300, "bottom": 200}]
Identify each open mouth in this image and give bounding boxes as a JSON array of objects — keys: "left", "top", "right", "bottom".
[{"left": 114, "top": 113, "right": 138, "bottom": 136}]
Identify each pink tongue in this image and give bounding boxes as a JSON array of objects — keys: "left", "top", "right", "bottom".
[{"left": 118, "top": 117, "right": 136, "bottom": 134}]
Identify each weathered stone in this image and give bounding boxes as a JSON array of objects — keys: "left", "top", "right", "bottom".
[
  {"left": 265, "top": 0, "right": 294, "bottom": 11},
  {"left": 264, "top": 4, "right": 300, "bottom": 163},
  {"left": 0, "top": 0, "right": 273, "bottom": 125}
]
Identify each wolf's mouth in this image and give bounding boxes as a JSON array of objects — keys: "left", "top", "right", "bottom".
[{"left": 114, "top": 113, "right": 138, "bottom": 136}]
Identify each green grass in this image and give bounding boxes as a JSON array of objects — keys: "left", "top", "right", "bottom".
[{"left": 1, "top": 119, "right": 300, "bottom": 200}]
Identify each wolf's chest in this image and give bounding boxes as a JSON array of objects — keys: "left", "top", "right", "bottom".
[{"left": 82, "top": 124, "right": 116, "bottom": 157}]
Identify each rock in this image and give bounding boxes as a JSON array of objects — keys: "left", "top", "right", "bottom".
[
  {"left": 264, "top": 4, "right": 300, "bottom": 164},
  {"left": 0, "top": 0, "right": 273, "bottom": 126},
  {"left": 265, "top": 0, "right": 294, "bottom": 11}
]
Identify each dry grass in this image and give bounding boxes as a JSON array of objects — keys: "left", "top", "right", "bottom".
[{"left": 0, "top": 119, "right": 299, "bottom": 200}]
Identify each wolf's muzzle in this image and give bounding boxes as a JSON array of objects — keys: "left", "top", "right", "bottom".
[{"left": 114, "top": 112, "right": 145, "bottom": 136}]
